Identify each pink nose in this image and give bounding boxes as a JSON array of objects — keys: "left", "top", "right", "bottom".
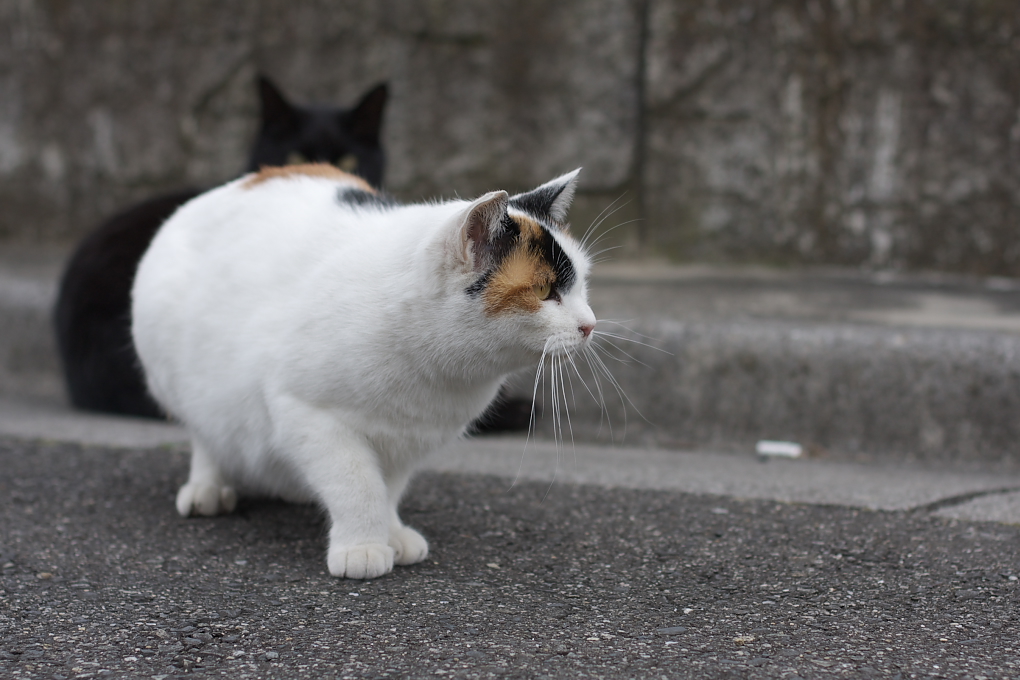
[{"left": 579, "top": 323, "right": 595, "bottom": 338}]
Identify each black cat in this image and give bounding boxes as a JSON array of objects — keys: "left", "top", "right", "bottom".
[
  {"left": 54, "top": 76, "right": 533, "bottom": 433},
  {"left": 54, "top": 76, "right": 388, "bottom": 418}
]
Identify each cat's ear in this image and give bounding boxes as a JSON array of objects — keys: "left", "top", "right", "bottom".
[
  {"left": 347, "top": 83, "right": 388, "bottom": 144},
  {"left": 460, "top": 190, "right": 510, "bottom": 272},
  {"left": 508, "top": 168, "right": 581, "bottom": 226},
  {"left": 257, "top": 75, "right": 299, "bottom": 133}
]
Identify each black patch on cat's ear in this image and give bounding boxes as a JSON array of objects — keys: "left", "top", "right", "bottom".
[
  {"left": 509, "top": 168, "right": 581, "bottom": 227},
  {"left": 258, "top": 75, "right": 300, "bottom": 135},
  {"left": 346, "top": 83, "right": 388, "bottom": 144}
]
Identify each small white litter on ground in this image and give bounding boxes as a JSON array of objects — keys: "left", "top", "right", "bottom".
[{"left": 756, "top": 440, "right": 803, "bottom": 458}]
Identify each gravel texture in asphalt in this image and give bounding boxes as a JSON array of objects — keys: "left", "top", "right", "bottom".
[{"left": 2, "top": 438, "right": 1018, "bottom": 679}]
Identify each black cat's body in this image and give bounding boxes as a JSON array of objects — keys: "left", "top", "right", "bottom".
[
  {"left": 55, "top": 189, "right": 202, "bottom": 417},
  {"left": 55, "top": 77, "right": 388, "bottom": 418}
]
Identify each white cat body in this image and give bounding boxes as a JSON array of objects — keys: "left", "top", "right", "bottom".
[{"left": 132, "top": 165, "right": 594, "bottom": 578}]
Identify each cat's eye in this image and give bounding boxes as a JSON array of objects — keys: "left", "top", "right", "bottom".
[
  {"left": 287, "top": 152, "right": 308, "bottom": 166},
  {"left": 533, "top": 282, "right": 552, "bottom": 301},
  {"left": 338, "top": 154, "right": 359, "bottom": 172}
]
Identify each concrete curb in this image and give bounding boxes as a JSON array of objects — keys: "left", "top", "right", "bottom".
[
  {"left": 548, "top": 315, "right": 1020, "bottom": 463},
  {"left": 1, "top": 397, "right": 1019, "bottom": 525},
  {"left": 3, "top": 249, "right": 1020, "bottom": 464},
  {"left": 515, "top": 265, "right": 1020, "bottom": 464}
]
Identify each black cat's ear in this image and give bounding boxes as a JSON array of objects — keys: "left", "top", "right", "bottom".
[
  {"left": 460, "top": 190, "right": 510, "bottom": 272},
  {"left": 509, "top": 168, "right": 581, "bottom": 226},
  {"left": 257, "top": 74, "right": 299, "bottom": 133},
  {"left": 347, "top": 83, "right": 388, "bottom": 143}
]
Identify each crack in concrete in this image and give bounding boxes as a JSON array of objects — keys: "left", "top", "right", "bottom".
[{"left": 910, "top": 487, "right": 1020, "bottom": 514}]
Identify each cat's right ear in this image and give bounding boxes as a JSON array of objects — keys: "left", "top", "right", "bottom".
[
  {"left": 509, "top": 168, "right": 580, "bottom": 226},
  {"left": 257, "top": 75, "right": 299, "bottom": 133},
  {"left": 459, "top": 191, "right": 510, "bottom": 273}
]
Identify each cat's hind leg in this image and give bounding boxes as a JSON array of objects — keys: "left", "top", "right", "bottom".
[
  {"left": 385, "top": 469, "right": 429, "bottom": 566},
  {"left": 176, "top": 440, "right": 237, "bottom": 517}
]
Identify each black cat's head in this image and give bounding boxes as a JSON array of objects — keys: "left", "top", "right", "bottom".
[{"left": 247, "top": 75, "right": 388, "bottom": 189}]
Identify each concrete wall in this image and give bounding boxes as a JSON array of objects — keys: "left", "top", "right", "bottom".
[
  {"left": 2, "top": 1, "right": 1019, "bottom": 275},
  {"left": 645, "top": 1, "right": 1020, "bottom": 274}
]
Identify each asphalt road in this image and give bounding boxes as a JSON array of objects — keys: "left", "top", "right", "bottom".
[{"left": 2, "top": 437, "right": 1019, "bottom": 679}]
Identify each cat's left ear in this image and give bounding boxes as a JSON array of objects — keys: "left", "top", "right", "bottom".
[
  {"left": 508, "top": 168, "right": 581, "bottom": 227},
  {"left": 347, "top": 83, "right": 388, "bottom": 144},
  {"left": 459, "top": 190, "right": 510, "bottom": 273}
]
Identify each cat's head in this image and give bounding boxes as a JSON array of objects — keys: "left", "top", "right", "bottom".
[
  {"left": 453, "top": 169, "right": 595, "bottom": 363},
  {"left": 247, "top": 75, "right": 388, "bottom": 188}
]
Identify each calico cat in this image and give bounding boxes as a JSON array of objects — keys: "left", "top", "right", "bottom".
[
  {"left": 131, "top": 165, "right": 595, "bottom": 579},
  {"left": 54, "top": 76, "right": 388, "bottom": 418}
]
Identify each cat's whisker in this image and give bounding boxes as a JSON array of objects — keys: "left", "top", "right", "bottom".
[
  {"left": 591, "top": 335, "right": 654, "bottom": 369},
  {"left": 562, "top": 351, "right": 580, "bottom": 411},
  {"left": 588, "top": 335, "right": 634, "bottom": 365},
  {"left": 588, "top": 251, "right": 625, "bottom": 267},
  {"left": 556, "top": 354, "right": 577, "bottom": 466},
  {"left": 564, "top": 347, "right": 608, "bottom": 444},
  {"left": 550, "top": 352, "right": 560, "bottom": 450},
  {"left": 579, "top": 195, "right": 629, "bottom": 251},
  {"left": 583, "top": 218, "right": 643, "bottom": 258},
  {"left": 591, "top": 319, "right": 640, "bottom": 335},
  {"left": 588, "top": 349, "right": 630, "bottom": 441},
  {"left": 587, "top": 244, "right": 624, "bottom": 260},
  {"left": 563, "top": 348, "right": 600, "bottom": 407},
  {"left": 589, "top": 342, "right": 653, "bottom": 428},
  {"left": 581, "top": 216, "right": 632, "bottom": 255},
  {"left": 593, "top": 320, "right": 664, "bottom": 344},
  {"left": 558, "top": 359, "right": 568, "bottom": 457},
  {"left": 592, "top": 330, "right": 671, "bottom": 354},
  {"left": 581, "top": 344, "right": 614, "bottom": 440},
  {"left": 542, "top": 353, "right": 564, "bottom": 502},
  {"left": 514, "top": 341, "right": 550, "bottom": 491},
  {"left": 582, "top": 193, "right": 627, "bottom": 236}
]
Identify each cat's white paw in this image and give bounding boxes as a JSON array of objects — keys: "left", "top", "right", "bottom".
[
  {"left": 327, "top": 543, "right": 394, "bottom": 579},
  {"left": 176, "top": 482, "right": 237, "bottom": 517},
  {"left": 389, "top": 526, "right": 429, "bottom": 565}
]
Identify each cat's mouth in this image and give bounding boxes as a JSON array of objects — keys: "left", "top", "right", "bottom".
[{"left": 542, "top": 330, "right": 591, "bottom": 357}]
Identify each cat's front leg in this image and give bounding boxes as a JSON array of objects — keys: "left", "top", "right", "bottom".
[
  {"left": 176, "top": 439, "right": 237, "bottom": 517},
  {"left": 314, "top": 441, "right": 394, "bottom": 579},
  {"left": 389, "top": 520, "right": 429, "bottom": 566},
  {"left": 385, "top": 470, "right": 429, "bottom": 566},
  {"left": 279, "top": 407, "right": 395, "bottom": 579}
]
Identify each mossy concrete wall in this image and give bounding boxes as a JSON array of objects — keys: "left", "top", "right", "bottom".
[{"left": 2, "top": 1, "right": 1019, "bottom": 275}]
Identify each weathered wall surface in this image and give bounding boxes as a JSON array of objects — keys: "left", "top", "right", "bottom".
[
  {"left": 0, "top": 0, "right": 641, "bottom": 242},
  {"left": 646, "top": 1, "right": 1020, "bottom": 273},
  {"left": 1, "top": 1, "right": 1019, "bottom": 275}
]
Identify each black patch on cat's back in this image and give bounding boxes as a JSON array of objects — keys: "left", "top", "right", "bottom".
[{"left": 337, "top": 188, "right": 398, "bottom": 209}]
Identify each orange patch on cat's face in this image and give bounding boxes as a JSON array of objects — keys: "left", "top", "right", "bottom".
[
  {"left": 482, "top": 215, "right": 556, "bottom": 316},
  {"left": 242, "top": 163, "right": 375, "bottom": 191}
]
